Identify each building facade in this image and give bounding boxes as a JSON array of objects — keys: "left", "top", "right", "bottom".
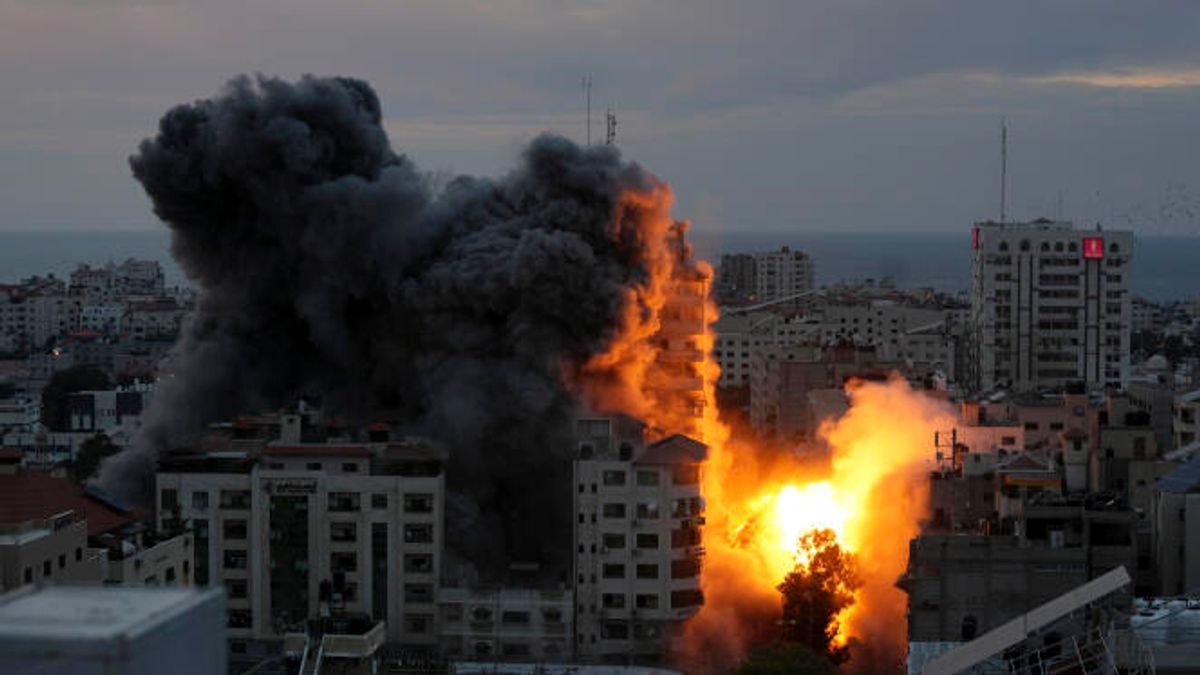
[
  {"left": 572, "top": 418, "right": 706, "bottom": 666},
  {"left": 970, "top": 220, "right": 1133, "bottom": 393},
  {"left": 753, "top": 247, "right": 814, "bottom": 304},
  {"left": 157, "top": 436, "right": 445, "bottom": 650}
]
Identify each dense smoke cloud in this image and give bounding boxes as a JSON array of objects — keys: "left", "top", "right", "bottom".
[{"left": 100, "top": 74, "right": 673, "bottom": 574}]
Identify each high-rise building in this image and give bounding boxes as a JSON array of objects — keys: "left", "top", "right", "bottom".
[
  {"left": 156, "top": 431, "right": 445, "bottom": 658},
  {"left": 715, "top": 254, "right": 756, "bottom": 305},
  {"left": 753, "top": 247, "right": 814, "bottom": 304},
  {"left": 571, "top": 417, "right": 706, "bottom": 666},
  {"left": 969, "top": 220, "right": 1133, "bottom": 393}
]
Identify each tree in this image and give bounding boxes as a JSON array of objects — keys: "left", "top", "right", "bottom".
[
  {"left": 71, "top": 432, "right": 120, "bottom": 482},
  {"left": 40, "top": 365, "right": 110, "bottom": 432},
  {"left": 734, "top": 643, "right": 834, "bottom": 675},
  {"left": 777, "top": 528, "right": 862, "bottom": 664}
]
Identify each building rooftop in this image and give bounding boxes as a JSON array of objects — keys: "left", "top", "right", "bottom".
[
  {"left": 637, "top": 434, "right": 707, "bottom": 465},
  {"left": 263, "top": 443, "right": 373, "bottom": 458},
  {"left": 0, "top": 585, "right": 215, "bottom": 642},
  {"left": 1154, "top": 455, "right": 1200, "bottom": 494},
  {"left": 0, "top": 474, "right": 137, "bottom": 535}
]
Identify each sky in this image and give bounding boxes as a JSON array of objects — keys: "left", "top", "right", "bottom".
[{"left": 3, "top": 0, "right": 1200, "bottom": 236}]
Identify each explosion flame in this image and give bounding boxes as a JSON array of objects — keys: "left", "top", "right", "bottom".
[{"left": 578, "top": 178, "right": 958, "bottom": 672}]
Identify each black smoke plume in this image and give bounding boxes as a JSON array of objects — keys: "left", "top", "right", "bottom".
[{"left": 100, "top": 74, "right": 667, "bottom": 575}]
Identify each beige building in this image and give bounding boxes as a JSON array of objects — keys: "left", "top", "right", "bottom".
[
  {"left": 157, "top": 430, "right": 445, "bottom": 653},
  {"left": 437, "top": 587, "right": 574, "bottom": 662},
  {"left": 970, "top": 220, "right": 1133, "bottom": 393},
  {"left": 1175, "top": 389, "right": 1200, "bottom": 449},
  {"left": 572, "top": 418, "right": 705, "bottom": 666},
  {"left": 1152, "top": 457, "right": 1200, "bottom": 596},
  {"left": 753, "top": 247, "right": 814, "bottom": 304}
]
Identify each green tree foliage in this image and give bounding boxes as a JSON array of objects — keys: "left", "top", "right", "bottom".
[
  {"left": 777, "top": 528, "right": 862, "bottom": 665},
  {"left": 734, "top": 642, "right": 834, "bottom": 675},
  {"left": 71, "top": 432, "right": 120, "bottom": 482},
  {"left": 40, "top": 365, "right": 110, "bottom": 432}
]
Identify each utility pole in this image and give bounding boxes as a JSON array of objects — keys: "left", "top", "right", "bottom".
[
  {"left": 1000, "top": 118, "right": 1008, "bottom": 223},
  {"left": 605, "top": 107, "right": 617, "bottom": 145},
  {"left": 581, "top": 75, "right": 592, "bottom": 146}
]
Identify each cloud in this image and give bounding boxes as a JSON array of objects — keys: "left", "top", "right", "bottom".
[{"left": 1027, "top": 67, "right": 1200, "bottom": 89}]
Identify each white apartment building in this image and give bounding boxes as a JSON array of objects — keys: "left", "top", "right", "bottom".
[
  {"left": 157, "top": 433, "right": 445, "bottom": 651},
  {"left": 437, "top": 587, "right": 574, "bottom": 662},
  {"left": 572, "top": 418, "right": 705, "bottom": 666},
  {"left": 753, "top": 247, "right": 814, "bottom": 304},
  {"left": 970, "top": 220, "right": 1133, "bottom": 393},
  {"left": 80, "top": 303, "right": 127, "bottom": 334}
]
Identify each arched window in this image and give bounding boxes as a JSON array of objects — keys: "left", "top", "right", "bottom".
[
  {"left": 999, "top": 242, "right": 1009, "bottom": 252},
  {"left": 1054, "top": 242, "right": 1064, "bottom": 252},
  {"left": 1020, "top": 239, "right": 1031, "bottom": 251},
  {"left": 1110, "top": 242, "right": 1120, "bottom": 253},
  {"left": 1040, "top": 242, "right": 1050, "bottom": 252},
  {"left": 1068, "top": 242, "right": 1077, "bottom": 252}
]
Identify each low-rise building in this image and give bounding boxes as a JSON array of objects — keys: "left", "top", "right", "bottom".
[
  {"left": 1151, "top": 456, "right": 1200, "bottom": 596},
  {"left": 437, "top": 587, "right": 574, "bottom": 662}
]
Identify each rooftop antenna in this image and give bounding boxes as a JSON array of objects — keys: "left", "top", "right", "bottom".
[
  {"left": 581, "top": 75, "right": 592, "bottom": 146},
  {"left": 605, "top": 107, "right": 617, "bottom": 145},
  {"left": 1000, "top": 117, "right": 1008, "bottom": 223}
]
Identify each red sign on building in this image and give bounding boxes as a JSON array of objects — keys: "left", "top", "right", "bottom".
[
  {"left": 1082, "top": 236, "right": 1105, "bottom": 260},
  {"left": 972, "top": 227, "right": 980, "bottom": 250}
]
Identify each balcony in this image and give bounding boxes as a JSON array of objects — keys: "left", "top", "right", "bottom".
[{"left": 321, "top": 620, "right": 385, "bottom": 658}]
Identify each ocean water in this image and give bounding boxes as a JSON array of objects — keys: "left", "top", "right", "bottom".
[{"left": 0, "top": 229, "right": 1195, "bottom": 302}]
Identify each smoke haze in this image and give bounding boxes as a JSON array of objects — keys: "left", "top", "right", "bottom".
[{"left": 100, "top": 74, "right": 677, "bottom": 574}]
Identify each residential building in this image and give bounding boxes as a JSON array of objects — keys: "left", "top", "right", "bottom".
[
  {"left": 0, "top": 395, "right": 39, "bottom": 434},
  {"left": 572, "top": 418, "right": 706, "bottom": 666},
  {"left": 750, "top": 343, "right": 894, "bottom": 440},
  {"left": 66, "top": 380, "right": 154, "bottom": 434},
  {"left": 1151, "top": 456, "right": 1200, "bottom": 596},
  {"left": 1176, "top": 389, "right": 1200, "bottom": 449},
  {"left": 156, "top": 428, "right": 446, "bottom": 652},
  {"left": 0, "top": 473, "right": 192, "bottom": 590},
  {"left": 80, "top": 303, "right": 126, "bottom": 334},
  {"left": 752, "top": 247, "right": 814, "bottom": 304},
  {"left": 715, "top": 253, "right": 757, "bottom": 306},
  {"left": 437, "top": 587, "right": 574, "bottom": 662},
  {"left": 1131, "top": 296, "right": 1166, "bottom": 334},
  {"left": 0, "top": 585, "right": 226, "bottom": 675},
  {"left": 969, "top": 220, "right": 1133, "bottom": 393}
]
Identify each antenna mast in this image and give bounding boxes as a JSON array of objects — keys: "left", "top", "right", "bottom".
[
  {"left": 1000, "top": 118, "right": 1008, "bottom": 223},
  {"left": 605, "top": 107, "right": 617, "bottom": 145},
  {"left": 581, "top": 75, "right": 592, "bottom": 146}
]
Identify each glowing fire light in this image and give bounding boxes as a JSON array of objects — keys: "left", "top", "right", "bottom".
[{"left": 578, "top": 178, "right": 956, "bottom": 671}]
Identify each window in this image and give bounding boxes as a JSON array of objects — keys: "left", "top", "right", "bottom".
[
  {"left": 635, "top": 594, "right": 659, "bottom": 609},
  {"left": 636, "top": 564, "right": 658, "bottom": 579},
  {"left": 43, "top": 560, "right": 51, "bottom": 576},
  {"left": 636, "top": 470, "right": 659, "bottom": 486},
  {"left": 331, "top": 552, "right": 357, "bottom": 573},
  {"left": 1001, "top": 436, "right": 1016, "bottom": 446},
  {"left": 672, "top": 559, "right": 700, "bottom": 579},
  {"left": 227, "top": 610, "right": 252, "bottom": 628},
  {"left": 404, "top": 524, "right": 433, "bottom": 544},
  {"left": 341, "top": 462, "right": 359, "bottom": 473},
  {"left": 219, "top": 490, "right": 251, "bottom": 510},
  {"left": 405, "top": 583, "right": 433, "bottom": 603},
  {"left": 75, "top": 547, "right": 82, "bottom": 562},
  {"left": 192, "top": 491, "right": 209, "bottom": 509},
  {"left": 405, "top": 613, "right": 431, "bottom": 634},
  {"left": 223, "top": 519, "right": 248, "bottom": 540},
  {"left": 404, "top": 494, "right": 433, "bottom": 513},
  {"left": 636, "top": 502, "right": 659, "bottom": 519},
  {"left": 602, "top": 563, "right": 625, "bottom": 579},
  {"left": 328, "top": 492, "right": 360, "bottom": 512},
  {"left": 58, "top": 554, "right": 65, "bottom": 569},
  {"left": 636, "top": 533, "right": 659, "bottom": 549},
  {"left": 671, "top": 589, "right": 704, "bottom": 608},
  {"left": 161, "top": 489, "right": 179, "bottom": 510},
  {"left": 501, "top": 610, "right": 531, "bottom": 624},
  {"left": 404, "top": 554, "right": 433, "bottom": 574},
  {"left": 1024, "top": 422, "right": 1039, "bottom": 431},
  {"left": 371, "top": 493, "right": 388, "bottom": 509},
  {"left": 672, "top": 465, "right": 700, "bottom": 485},
  {"left": 226, "top": 579, "right": 248, "bottom": 599},
  {"left": 23, "top": 568, "right": 31, "bottom": 584},
  {"left": 602, "top": 533, "right": 626, "bottom": 550},
  {"left": 601, "top": 621, "right": 629, "bottom": 639},
  {"left": 602, "top": 593, "right": 625, "bottom": 609},
  {"left": 331, "top": 522, "right": 357, "bottom": 542},
  {"left": 602, "top": 503, "right": 626, "bottom": 519},
  {"left": 306, "top": 462, "right": 322, "bottom": 471},
  {"left": 223, "top": 550, "right": 247, "bottom": 570},
  {"left": 602, "top": 470, "right": 626, "bottom": 486}
]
